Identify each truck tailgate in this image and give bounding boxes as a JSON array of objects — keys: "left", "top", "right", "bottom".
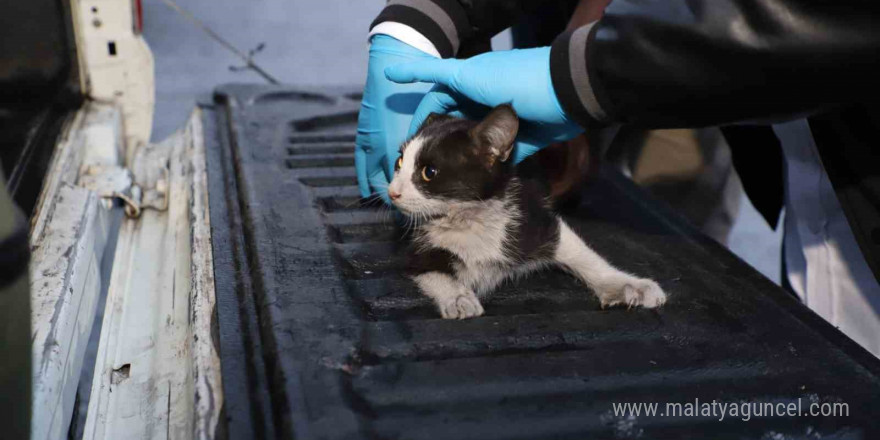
[{"left": 204, "top": 84, "right": 880, "bottom": 439}]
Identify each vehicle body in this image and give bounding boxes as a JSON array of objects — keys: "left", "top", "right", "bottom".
[{"left": 2, "top": 1, "right": 218, "bottom": 437}]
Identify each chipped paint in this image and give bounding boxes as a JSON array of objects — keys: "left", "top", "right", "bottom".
[
  {"left": 30, "top": 185, "right": 108, "bottom": 440},
  {"left": 29, "top": 102, "right": 123, "bottom": 440},
  {"left": 30, "top": 101, "right": 222, "bottom": 439},
  {"left": 188, "top": 109, "right": 224, "bottom": 440},
  {"left": 82, "top": 109, "right": 222, "bottom": 439}
]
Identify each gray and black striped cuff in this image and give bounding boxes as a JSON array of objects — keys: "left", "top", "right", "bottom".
[
  {"left": 371, "top": 0, "right": 471, "bottom": 59},
  {"left": 550, "top": 23, "right": 609, "bottom": 128}
]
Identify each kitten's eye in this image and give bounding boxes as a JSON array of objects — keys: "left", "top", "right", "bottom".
[
  {"left": 421, "top": 166, "right": 437, "bottom": 182},
  {"left": 395, "top": 156, "right": 403, "bottom": 171}
]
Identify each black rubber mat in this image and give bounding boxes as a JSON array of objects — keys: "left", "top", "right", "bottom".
[{"left": 204, "top": 84, "right": 880, "bottom": 440}]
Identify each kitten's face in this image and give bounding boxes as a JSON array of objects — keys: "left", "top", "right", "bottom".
[{"left": 387, "top": 105, "right": 519, "bottom": 216}]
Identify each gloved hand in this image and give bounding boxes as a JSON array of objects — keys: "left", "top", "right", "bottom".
[
  {"left": 356, "top": 35, "right": 436, "bottom": 202},
  {"left": 385, "top": 47, "right": 584, "bottom": 163}
]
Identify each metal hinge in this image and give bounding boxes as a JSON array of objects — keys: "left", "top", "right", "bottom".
[{"left": 79, "top": 163, "right": 169, "bottom": 218}]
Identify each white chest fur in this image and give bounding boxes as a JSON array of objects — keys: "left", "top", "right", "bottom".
[{"left": 420, "top": 199, "right": 517, "bottom": 266}]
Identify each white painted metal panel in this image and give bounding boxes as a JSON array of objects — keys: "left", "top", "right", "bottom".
[
  {"left": 188, "top": 112, "right": 224, "bottom": 440},
  {"left": 72, "top": 0, "right": 155, "bottom": 154},
  {"left": 29, "top": 102, "right": 124, "bottom": 440},
  {"left": 30, "top": 185, "right": 110, "bottom": 440},
  {"left": 83, "top": 109, "right": 222, "bottom": 439}
]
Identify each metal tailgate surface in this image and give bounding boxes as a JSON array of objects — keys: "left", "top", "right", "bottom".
[{"left": 203, "top": 84, "right": 880, "bottom": 440}]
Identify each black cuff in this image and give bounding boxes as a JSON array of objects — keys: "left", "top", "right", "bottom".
[
  {"left": 550, "top": 26, "right": 608, "bottom": 129},
  {"left": 370, "top": 0, "right": 472, "bottom": 59}
]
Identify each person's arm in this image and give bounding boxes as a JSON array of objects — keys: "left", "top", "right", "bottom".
[
  {"left": 357, "top": 0, "right": 577, "bottom": 200},
  {"left": 551, "top": 0, "right": 880, "bottom": 129},
  {"left": 370, "top": 0, "right": 551, "bottom": 58}
]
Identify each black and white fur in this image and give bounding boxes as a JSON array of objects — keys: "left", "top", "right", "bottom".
[{"left": 387, "top": 105, "right": 666, "bottom": 319}]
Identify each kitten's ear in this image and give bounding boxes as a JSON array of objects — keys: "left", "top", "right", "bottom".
[
  {"left": 470, "top": 104, "right": 519, "bottom": 165},
  {"left": 420, "top": 112, "right": 452, "bottom": 130}
]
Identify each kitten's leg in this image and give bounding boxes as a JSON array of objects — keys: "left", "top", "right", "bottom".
[
  {"left": 413, "top": 272, "right": 484, "bottom": 319},
  {"left": 458, "top": 263, "right": 510, "bottom": 297},
  {"left": 553, "top": 220, "right": 666, "bottom": 308}
]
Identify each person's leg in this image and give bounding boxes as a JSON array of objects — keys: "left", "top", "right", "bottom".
[
  {"left": 779, "top": 230, "right": 800, "bottom": 298},
  {"left": 693, "top": 128, "right": 743, "bottom": 245},
  {"left": 622, "top": 127, "right": 743, "bottom": 245}
]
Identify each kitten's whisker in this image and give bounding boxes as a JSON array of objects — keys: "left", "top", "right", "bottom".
[
  {"left": 400, "top": 211, "right": 414, "bottom": 238},
  {"left": 359, "top": 192, "right": 386, "bottom": 210},
  {"left": 378, "top": 205, "right": 391, "bottom": 223},
  {"left": 408, "top": 216, "right": 417, "bottom": 237}
]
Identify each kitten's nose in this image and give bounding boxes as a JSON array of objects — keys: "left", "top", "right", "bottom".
[{"left": 388, "top": 190, "right": 401, "bottom": 200}]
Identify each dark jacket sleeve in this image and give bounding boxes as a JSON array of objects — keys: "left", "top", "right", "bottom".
[
  {"left": 550, "top": 0, "right": 880, "bottom": 129},
  {"left": 370, "top": 0, "right": 557, "bottom": 58}
]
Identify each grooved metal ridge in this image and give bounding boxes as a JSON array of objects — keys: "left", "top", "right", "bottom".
[{"left": 204, "top": 84, "right": 880, "bottom": 440}]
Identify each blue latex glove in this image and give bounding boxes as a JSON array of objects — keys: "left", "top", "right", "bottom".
[
  {"left": 385, "top": 47, "right": 584, "bottom": 163},
  {"left": 355, "top": 35, "right": 436, "bottom": 202}
]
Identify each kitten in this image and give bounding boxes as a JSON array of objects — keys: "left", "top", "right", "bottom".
[{"left": 387, "top": 105, "right": 667, "bottom": 319}]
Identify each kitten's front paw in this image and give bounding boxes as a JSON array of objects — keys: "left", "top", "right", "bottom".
[
  {"left": 601, "top": 278, "right": 667, "bottom": 309},
  {"left": 439, "top": 294, "right": 485, "bottom": 320}
]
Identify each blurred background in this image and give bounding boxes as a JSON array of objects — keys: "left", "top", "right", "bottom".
[{"left": 143, "top": 0, "right": 782, "bottom": 282}]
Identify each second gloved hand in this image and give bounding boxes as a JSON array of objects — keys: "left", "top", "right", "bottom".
[
  {"left": 385, "top": 47, "right": 584, "bottom": 163},
  {"left": 356, "top": 35, "right": 436, "bottom": 202}
]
